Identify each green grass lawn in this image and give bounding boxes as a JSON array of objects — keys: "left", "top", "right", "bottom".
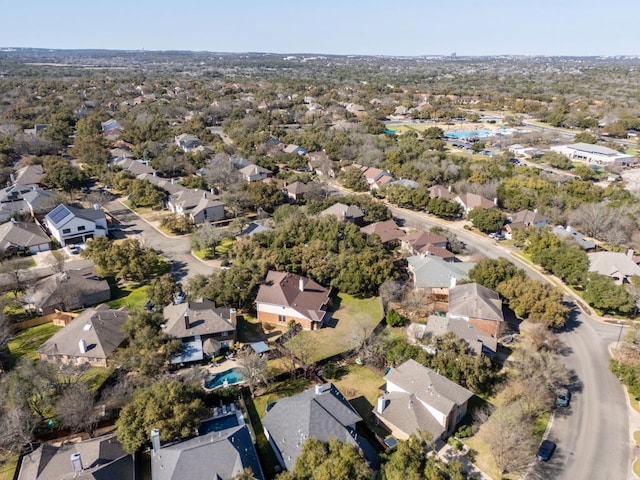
[
  {"left": 108, "top": 284, "right": 149, "bottom": 310},
  {"left": 8, "top": 322, "right": 62, "bottom": 362},
  {"left": 634, "top": 458, "right": 640, "bottom": 477},
  {"left": 287, "top": 294, "right": 383, "bottom": 363},
  {"left": 0, "top": 455, "right": 18, "bottom": 480},
  {"left": 634, "top": 430, "right": 640, "bottom": 445},
  {"left": 79, "top": 366, "right": 113, "bottom": 391},
  {"left": 215, "top": 238, "right": 235, "bottom": 256}
]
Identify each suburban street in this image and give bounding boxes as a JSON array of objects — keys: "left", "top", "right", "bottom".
[
  {"left": 103, "top": 199, "right": 215, "bottom": 281},
  {"left": 388, "top": 205, "right": 630, "bottom": 480}
]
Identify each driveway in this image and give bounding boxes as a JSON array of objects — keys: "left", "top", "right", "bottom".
[
  {"left": 103, "top": 199, "right": 216, "bottom": 282},
  {"left": 389, "top": 205, "right": 629, "bottom": 480}
]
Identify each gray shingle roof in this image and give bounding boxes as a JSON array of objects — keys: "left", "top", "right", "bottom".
[
  {"left": 162, "top": 299, "right": 235, "bottom": 340},
  {"left": 407, "top": 255, "right": 475, "bottom": 289},
  {"left": 38, "top": 305, "right": 128, "bottom": 361},
  {"left": 17, "top": 433, "right": 131, "bottom": 480},
  {"left": 319, "top": 203, "right": 364, "bottom": 220},
  {"left": 386, "top": 359, "right": 473, "bottom": 412},
  {"left": 448, "top": 283, "right": 504, "bottom": 323},
  {"left": 422, "top": 316, "right": 498, "bottom": 355},
  {"left": 151, "top": 425, "right": 264, "bottom": 480},
  {"left": 0, "top": 220, "right": 49, "bottom": 249},
  {"left": 588, "top": 251, "right": 640, "bottom": 278},
  {"left": 551, "top": 225, "right": 596, "bottom": 250},
  {"left": 263, "top": 384, "right": 362, "bottom": 471},
  {"left": 360, "top": 219, "right": 404, "bottom": 244}
]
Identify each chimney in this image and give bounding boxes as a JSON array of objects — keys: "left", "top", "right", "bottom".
[
  {"left": 93, "top": 203, "right": 100, "bottom": 210},
  {"left": 376, "top": 397, "right": 388, "bottom": 414},
  {"left": 627, "top": 248, "right": 635, "bottom": 258},
  {"left": 315, "top": 383, "right": 330, "bottom": 395},
  {"left": 10, "top": 217, "right": 16, "bottom": 224},
  {"left": 450, "top": 275, "right": 457, "bottom": 289},
  {"left": 203, "top": 191, "right": 206, "bottom": 198},
  {"left": 78, "top": 339, "right": 86, "bottom": 354},
  {"left": 151, "top": 429, "right": 161, "bottom": 454},
  {"left": 184, "top": 311, "right": 190, "bottom": 330},
  {"left": 493, "top": 197, "right": 498, "bottom": 206},
  {"left": 448, "top": 185, "right": 452, "bottom": 193},
  {"left": 70, "top": 453, "right": 83, "bottom": 474},
  {"left": 299, "top": 278, "right": 304, "bottom": 292}
]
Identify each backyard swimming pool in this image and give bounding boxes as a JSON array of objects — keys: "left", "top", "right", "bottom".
[
  {"left": 204, "top": 367, "right": 246, "bottom": 390},
  {"left": 198, "top": 413, "right": 240, "bottom": 434}
]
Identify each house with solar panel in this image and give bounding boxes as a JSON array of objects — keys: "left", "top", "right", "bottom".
[{"left": 43, "top": 204, "right": 108, "bottom": 246}]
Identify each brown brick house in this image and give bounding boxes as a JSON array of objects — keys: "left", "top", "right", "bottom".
[{"left": 255, "top": 271, "right": 331, "bottom": 330}]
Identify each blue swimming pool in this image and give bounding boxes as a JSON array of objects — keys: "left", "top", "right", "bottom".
[
  {"left": 204, "top": 367, "right": 246, "bottom": 390},
  {"left": 445, "top": 130, "right": 492, "bottom": 139},
  {"left": 198, "top": 414, "right": 240, "bottom": 434}
]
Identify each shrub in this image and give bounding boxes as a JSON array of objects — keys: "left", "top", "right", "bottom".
[{"left": 386, "top": 308, "right": 404, "bottom": 327}]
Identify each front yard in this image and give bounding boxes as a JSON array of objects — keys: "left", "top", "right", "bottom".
[{"left": 287, "top": 293, "right": 384, "bottom": 363}]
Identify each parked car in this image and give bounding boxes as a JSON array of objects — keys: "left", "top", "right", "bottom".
[
  {"left": 536, "top": 439, "right": 556, "bottom": 461},
  {"left": 556, "top": 388, "right": 571, "bottom": 407}
]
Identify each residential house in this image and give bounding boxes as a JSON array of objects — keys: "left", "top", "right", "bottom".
[
  {"left": 264, "top": 383, "right": 376, "bottom": 472},
  {"left": 11, "top": 164, "right": 45, "bottom": 186},
  {"left": 113, "top": 157, "right": 156, "bottom": 176},
  {"left": 101, "top": 118, "right": 122, "bottom": 132},
  {"left": 239, "top": 164, "right": 273, "bottom": 183},
  {"left": 551, "top": 225, "right": 596, "bottom": 251},
  {"left": 284, "top": 181, "right": 310, "bottom": 202},
  {"left": 400, "top": 231, "right": 449, "bottom": 256},
  {"left": 17, "top": 433, "right": 132, "bottom": 480},
  {"left": 175, "top": 133, "right": 202, "bottom": 152},
  {"left": 163, "top": 299, "right": 237, "bottom": 364},
  {"left": 362, "top": 166, "right": 394, "bottom": 190},
  {"left": 0, "top": 219, "right": 50, "bottom": 254},
  {"left": 307, "top": 151, "right": 335, "bottom": 178},
  {"left": 37, "top": 305, "right": 128, "bottom": 367},
  {"left": 505, "top": 209, "right": 548, "bottom": 239},
  {"left": 319, "top": 203, "right": 365, "bottom": 226},
  {"left": 346, "top": 103, "right": 366, "bottom": 116},
  {"left": 28, "top": 266, "right": 111, "bottom": 315},
  {"left": 374, "top": 359, "right": 473, "bottom": 440},
  {"left": 0, "top": 184, "right": 40, "bottom": 222},
  {"left": 411, "top": 316, "right": 498, "bottom": 357},
  {"left": 43, "top": 204, "right": 108, "bottom": 246},
  {"left": 454, "top": 193, "right": 496, "bottom": 216},
  {"left": 236, "top": 221, "right": 271, "bottom": 238},
  {"left": 406, "top": 255, "right": 476, "bottom": 307},
  {"left": 588, "top": 251, "right": 640, "bottom": 285},
  {"left": 283, "top": 144, "right": 308, "bottom": 156},
  {"left": 22, "top": 188, "right": 59, "bottom": 219},
  {"left": 427, "top": 185, "right": 454, "bottom": 200},
  {"left": 256, "top": 271, "right": 331, "bottom": 330},
  {"left": 151, "top": 423, "right": 264, "bottom": 480},
  {"left": 360, "top": 219, "right": 405, "bottom": 246},
  {"left": 167, "top": 190, "right": 225, "bottom": 224},
  {"left": 23, "top": 124, "right": 48, "bottom": 136},
  {"left": 448, "top": 283, "right": 505, "bottom": 338}
]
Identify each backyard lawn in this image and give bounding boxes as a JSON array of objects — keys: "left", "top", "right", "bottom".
[
  {"left": 287, "top": 293, "right": 383, "bottom": 363},
  {"left": 8, "top": 322, "right": 62, "bottom": 362},
  {"left": 0, "top": 456, "right": 18, "bottom": 480},
  {"left": 108, "top": 283, "right": 148, "bottom": 310}
]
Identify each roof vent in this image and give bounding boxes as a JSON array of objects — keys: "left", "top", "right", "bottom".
[
  {"left": 78, "top": 339, "right": 87, "bottom": 354},
  {"left": 70, "top": 453, "right": 83, "bottom": 474}
]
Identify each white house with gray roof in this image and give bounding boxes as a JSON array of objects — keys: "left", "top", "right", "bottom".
[
  {"left": 374, "top": 359, "right": 473, "bottom": 440},
  {"left": 551, "top": 142, "right": 635, "bottom": 166},
  {"left": 44, "top": 204, "right": 107, "bottom": 246}
]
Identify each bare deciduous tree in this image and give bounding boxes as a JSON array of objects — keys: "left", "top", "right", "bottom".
[
  {"left": 55, "top": 382, "right": 100, "bottom": 436},
  {"left": 46, "top": 249, "right": 66, "bottom": 274},
  {"left": 0, "top": 404, "right": 37, "bottom": 454},
  {"left": 236, "top": 347, "right": 269, "bottom": 396},
  {"left": 478, "top": 403, "right": 536, "bottom": 475}
]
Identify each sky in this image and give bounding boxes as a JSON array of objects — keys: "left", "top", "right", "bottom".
[{"left": 2, "top": 0, "right": 639, "bottom": 57}]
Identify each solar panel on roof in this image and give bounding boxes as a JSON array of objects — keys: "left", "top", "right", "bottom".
[{"left": 47, "top": 205, "right": 71, "bottom": 224}]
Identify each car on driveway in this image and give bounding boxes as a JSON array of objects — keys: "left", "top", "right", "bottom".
[{"left": 536, "top": 439, "right": 556, "bottom": 461}]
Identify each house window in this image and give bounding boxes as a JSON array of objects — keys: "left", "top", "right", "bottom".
[
  {"left": 278, "top": 315, "right": 286, "bottom": 323},
  {"left": 78, "top": 226, "right": 86, "bottom": 232},
  {"left": 62, "top": 228, "right": 71, "bottom": 234}
]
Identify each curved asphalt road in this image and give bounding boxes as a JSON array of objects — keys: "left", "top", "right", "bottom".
[{"left": 389, "top": 205, "right": 629, "bottom": 480}]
